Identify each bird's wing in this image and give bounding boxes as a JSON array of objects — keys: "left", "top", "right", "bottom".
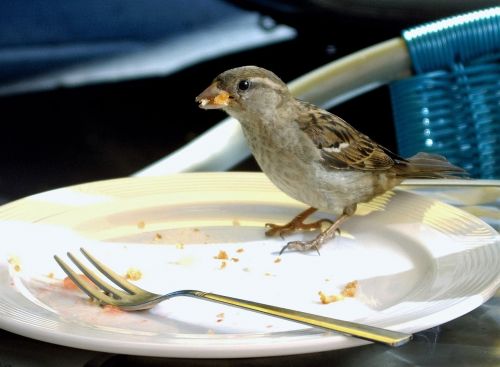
[{"left": 296, "top": 101, "right": 404, "bottom": 171}]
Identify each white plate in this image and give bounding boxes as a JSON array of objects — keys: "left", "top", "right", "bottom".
[{"left": 0, "top": 173, "right": 498, "bottom": 358}]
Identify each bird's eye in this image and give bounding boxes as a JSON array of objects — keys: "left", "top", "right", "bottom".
[{"left": 238, "top": 80, "right": 250, "bottom": 91}]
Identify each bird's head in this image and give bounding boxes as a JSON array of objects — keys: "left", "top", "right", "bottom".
[{"left": 195, "top": 66, "right": 290, "bottom": 118}]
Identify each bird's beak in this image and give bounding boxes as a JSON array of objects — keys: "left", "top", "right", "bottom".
[{"left": 195, "top": 83, "right": 230, "bottom": 109}]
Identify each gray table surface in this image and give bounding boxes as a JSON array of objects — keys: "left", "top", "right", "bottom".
[{"left": 0, "top": 183, "right": 498, "bottom": 367}]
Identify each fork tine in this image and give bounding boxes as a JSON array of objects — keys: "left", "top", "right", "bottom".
[
  {"left": 80, "top": 248, "right": 145, "bottom": 295},
  {"left": 54, "top": 255, "right": 117, "bottom": 305},
  {"left": 67, "top": 252, "right": 126, "bottom": 299}
]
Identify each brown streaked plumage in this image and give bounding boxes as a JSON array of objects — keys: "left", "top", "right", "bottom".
[{"left": 196, "top": 66, "right": 466, "bottom": 253}]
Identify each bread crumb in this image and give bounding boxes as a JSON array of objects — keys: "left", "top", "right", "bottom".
[
  {"left": 137, "top": 221, "right": 145, "bottom": 229},
  {"left": 231, "top": 257, "right": 239, "bottom": 263},
  {"left": 214, "top": 250, "right": 228, "bottom": 260},
  {"left": 236, "top": 248, "right": 245, "bottom": 253},
  {"left": 175, "top": 243, "right": 185, "bottom": 249},
  {"left": 219, "top": 261, "right": 227, "bottom": 270},
  {"left": 213, "top": 91, "right": 230, "bottom": 106},
  {"left": 274, "top": 257, "right": 281, "bottom": 264},
  {"left": 154, "top": 233, "right": 163, "bottom": 241},
  {"left": 125, "top": 267, "right": 142, "bottom": 281},
  {"left": 232, "top": 219, "right": 240, "bottom": 226},
  {"left": 193, "top": 228, "right": 200, "bottom": 232},
  {"left": 341, "top": 280, "right": 358, "bottom": 297},
  {"left": 318, "top": 291, "right": 345, "bottom": 304},
  {"left": 47, "top": 272, "right": 55, "bottom": 279},
  {"left": 7, "top": 256, "right": 21, "bottom": 272},
  {"left": 319, "top": 280, "right": 358, "bottom": 304}
]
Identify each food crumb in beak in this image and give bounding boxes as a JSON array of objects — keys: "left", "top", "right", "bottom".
[
  {"left": 199, "top": 99, "right": 209, "bottom": 107},
  {"left": 213, "top": 91, "right": 229, "bottom": 106}
]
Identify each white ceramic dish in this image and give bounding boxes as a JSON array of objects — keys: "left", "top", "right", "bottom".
[{"left": 0, "top": 173, "right": 498, "bottom": 358}]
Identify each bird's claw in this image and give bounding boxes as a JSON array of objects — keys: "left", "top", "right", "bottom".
[
  {"left": 279, "top": 240, "right": 321, "bottom": 255},
  {"left": 279, "top": 220, "right": 342, "bottom": 255}
]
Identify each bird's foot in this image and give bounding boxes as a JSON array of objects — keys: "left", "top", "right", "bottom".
[
  {"left": 265, "top": 207, "right": 332, "bottom": 238},
  {"left": 279, "top": 228, "right": 334, "bottom": 255},
  {"left": 279, "top": 238, "right": 323, "bottom": 255},
  {"left": 279, "top": 206, "right": 355, "bottom": 255}
]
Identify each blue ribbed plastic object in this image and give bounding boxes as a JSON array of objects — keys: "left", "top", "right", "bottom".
[{"left": 390, "top": 7, "right": 500, "bottom": 178}]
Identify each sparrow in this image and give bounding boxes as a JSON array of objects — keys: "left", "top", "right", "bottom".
[{"left": 196, "top": 66, "right": 466, "bottom": 254}]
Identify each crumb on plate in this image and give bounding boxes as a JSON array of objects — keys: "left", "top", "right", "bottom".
[
  {"left": 341, "top": 280, "right": 358, "bottom": 297},
  {"left": 137, "top": 220, "right": 145, "bottom": 229},
  {"left": 125, "top": 267, "right": 142, "bottom": 281},
  {"left": 214, "top": 250, "right": 228, "bottom": 260},
  {"left": 318, "top": 291, "right": 344, "bottom": 304},
  {"left": 7, "top": 256, "right": 21, "bottom": 272},
  {"left": 319, "top": 280, "right": 358, "bottom": 304}
]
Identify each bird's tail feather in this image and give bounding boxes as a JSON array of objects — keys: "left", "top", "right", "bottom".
[{"left": 395, "top": 152, "right": 468, "bottom": 179}]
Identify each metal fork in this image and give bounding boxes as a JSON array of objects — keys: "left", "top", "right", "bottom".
[{"left": 54, "top": 248, "right": 412, "bottom": 347}]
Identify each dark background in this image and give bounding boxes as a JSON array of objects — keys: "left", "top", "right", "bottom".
[{"left": 0, "top": 0, "right": 495, "bottom": 202}]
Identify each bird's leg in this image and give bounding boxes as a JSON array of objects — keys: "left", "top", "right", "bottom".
[
  {"left": 265, "top": 207, "right": 333, "bottom": 238},
  {"left": 280, "top": 204, "right": 357, "bottom": 255}
]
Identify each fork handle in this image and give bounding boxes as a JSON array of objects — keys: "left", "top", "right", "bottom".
[{"left": 182, "top": 290, "right": 411, "bottom": 346}]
